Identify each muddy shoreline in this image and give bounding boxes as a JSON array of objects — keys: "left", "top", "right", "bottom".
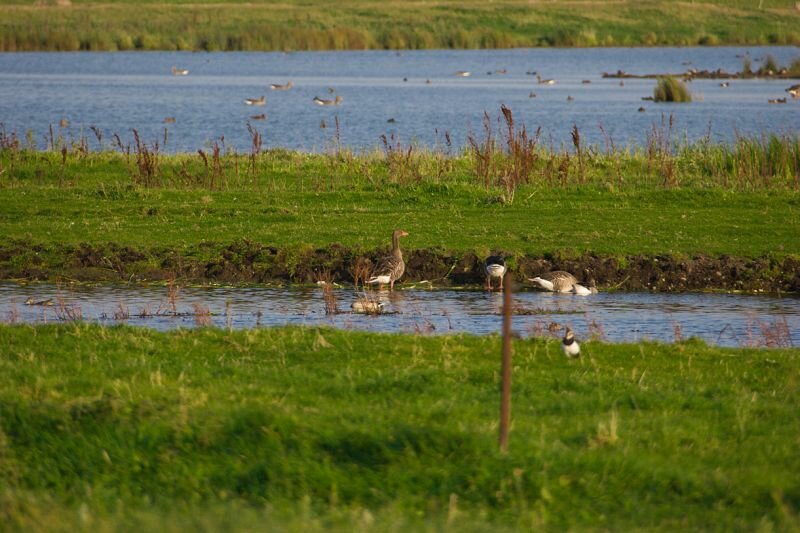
[
  {"left": 1, "top": 240, "right": 798, "bottom": 293},
  {"left": 602, "top": 69, "right": 800, "bottom": 80}
]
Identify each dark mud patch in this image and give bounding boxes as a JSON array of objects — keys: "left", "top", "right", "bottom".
[{"left": 0, "top": 239, "right": 797, "bottom": 293}]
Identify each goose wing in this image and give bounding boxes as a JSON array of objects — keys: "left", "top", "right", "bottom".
[{"left": 374, "top": 254, "right": 405, "bottom": 282}]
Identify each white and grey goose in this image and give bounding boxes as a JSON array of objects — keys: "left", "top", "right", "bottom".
[
  {"left": 244, "top": 96, "right": 266, "bottom": 106},
  {"left": 484, "top": 255, "right": 506, "bottom": 290},
  {"left": 571, "top": 279, "right": 599, "bottom": 296},
  {"left": 367, "top": 229, "right": 409, "bottom": 290},
  {"left": 562, "top": 327, "right": 580, "bottom": 358},
  {"left": 314, "top": 95, "right": 343, "bottom": 106},
  {"left": 528, "top": 270, "right": 578, "bottom": 293},
  {"left": 351, "top": 298, "right": 385, "bottom": 314},
  {"left": 270, "top": 81, "right": 293, "bottom": 90}
]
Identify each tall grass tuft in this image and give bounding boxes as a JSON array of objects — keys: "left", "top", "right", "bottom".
[{"left": 653, "top": 76, "right": 692, "bottom": 103}]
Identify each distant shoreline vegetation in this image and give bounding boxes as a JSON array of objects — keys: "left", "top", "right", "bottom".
[{"left": 1, "top": 0, "right": 799, "bottom": 52}]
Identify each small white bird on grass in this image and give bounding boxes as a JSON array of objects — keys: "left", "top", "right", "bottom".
[{"left": 562, "top": 326, "right": 580, "bottom": 358}]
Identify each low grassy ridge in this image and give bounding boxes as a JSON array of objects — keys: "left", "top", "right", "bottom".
[
  {"left": 0, "top": 0, "right": 799, "bottom": 52},
  {"left": 0, "top": 324, "right": 798, "bottom": 530},
  {"left": 1, "top": 127, "right": 799, "bottom": 287}
]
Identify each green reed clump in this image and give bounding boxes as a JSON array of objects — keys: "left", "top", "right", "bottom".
[
  {"left": 679, "top": 134, "right": 800, "bottom": 189},
  {"left": 653, "top": 76, "right": 692, "bottom": 103}
]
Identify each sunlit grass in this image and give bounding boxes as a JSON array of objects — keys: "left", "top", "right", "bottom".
[
  {"left": 0, "top": 0, "right": 798, "bottom": 51},
  {"left": 0, "top": 323, "right": 798, "bottom": 530}
]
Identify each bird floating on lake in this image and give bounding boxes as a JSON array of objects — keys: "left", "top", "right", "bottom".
[
  {"left": 244, "top": 96, "right": 266, "bottom": 106},
  {"left": 562, "top": 326, "right": 581, "bottom": 358},
  {"left": 250, "top": 113, "right": 266, "bottom": 120},
  {"left": 162, "top": 117, "right": 176, "bottom": 124},
  {"left": 536, "top": 74, "right": 555, "bottom": 85},
  {"left": 269, "top": 81, "right": 293, "bottom": 90},
  {"left": 171, "top": 66, "right": 189, "bottom": 76},
  {"left": 484, "top": 255, "right": 506, "bottom": 291},
  {"left": 366, "top": 229, "right": 408, "bottom": 291},
  {"left": 24, "top": 297, "right": 53, "bottom": 306},
  {"left": 528, "top": 271, "right": 578, "bottom": 293},
  {"left": 455, "top": 71, "right": 471, "bottom": 77},
  {"left": 314, "top": 95, "right": 343, "bottom": 106},
  {"left": 351, "top": 298, "right": 385, "bottom": 314}
]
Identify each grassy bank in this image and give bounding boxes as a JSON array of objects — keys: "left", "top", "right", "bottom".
[
  {"left": 0, "top": 324, "right": 798, "bottom": 530},
  {"left": 1, "top": 126, "right": 799, "bottom": 288},
  {"left": 1, "top": 0, "right": 799, "bottom": 52}
]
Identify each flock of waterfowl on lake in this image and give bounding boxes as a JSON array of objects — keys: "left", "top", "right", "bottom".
[{"left": 161, "top": 60, "right": 799, "bottom": 126}]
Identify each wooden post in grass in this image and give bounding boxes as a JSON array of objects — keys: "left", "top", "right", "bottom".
[{"left": 499, "top": 271, "right": 513, "bottom": 453}]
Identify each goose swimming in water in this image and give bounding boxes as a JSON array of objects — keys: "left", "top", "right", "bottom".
[
  {"left": 484, "top": 255, "right": 506, "bottom": 291},
  {"left": 24, "top": 297, "right": 53, "bottom": 306},
  {"left": 455, "top": 71, "right": 471, "bottom": 77},
  {"left": 171, "top": 66, "right": 189, "bottom": 76},
  {"left": 367, "top": 229, "right": 408, "bottom": 290},
  {"left": 536, "top": 74, "right": 555, "bottom": 85},
  {"left": 250, "top": 113, "right": 266, "bottom": 120},
  {"left": 562, "top": 326, "right": 581, "bottom": 358},
  {"left": 351, "top": 298, "right": 385, "bottom": 314},
  {"left": 528, "top": 271, "right": 578, "bottom": 293},
  {"left": 313, "top": 95, "right": 343, "bottom": 106},
  {"left": 244, "top": 96, "right": 266, "bottom": 106},
  {"left": 270, "top": 81, "right": 293, "bottom": 90},
  {"left": 785, "top": 84, "right": 800, "bottom": 98}
]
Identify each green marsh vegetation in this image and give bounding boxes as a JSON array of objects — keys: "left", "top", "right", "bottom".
[
  {"left": 1, "top": 110, "right": 799, "bottom": 284},
  {"left": 653, "top": 76, "right": 693, "bottom": 102},
  {"left": 0, "top": 324, "right": 798, "bottom": 530},
  {"left": 1, "top": 0, "right": 799, "bottom": 52}
]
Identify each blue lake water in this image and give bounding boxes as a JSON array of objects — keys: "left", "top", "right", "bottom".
[
  {"left": 1, "top": 283, "right": 797, "bottom": 348},
  {"left": 0, "top": 47, "right": 798, "bottom": 153}
]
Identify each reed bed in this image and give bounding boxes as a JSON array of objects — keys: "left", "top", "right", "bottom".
[
  {"left": 653, "top": 76, "right": 693, "bottom": 103},
  {"left": 1, "top": 0, "right": 799, "bottom": 52},
  {"left": 2, "top": 111, "right": 798, "bottom": 193}
]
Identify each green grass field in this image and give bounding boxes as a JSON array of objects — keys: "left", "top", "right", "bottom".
[
  {"left": 0, "top": 324, "right": 798, "bottom": 530},
  {"left": 1, "top": 0, "right": 799, "bottom": 51},
  {"left": 1, "top": 136, "right": 799, "bottom": 285}
]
